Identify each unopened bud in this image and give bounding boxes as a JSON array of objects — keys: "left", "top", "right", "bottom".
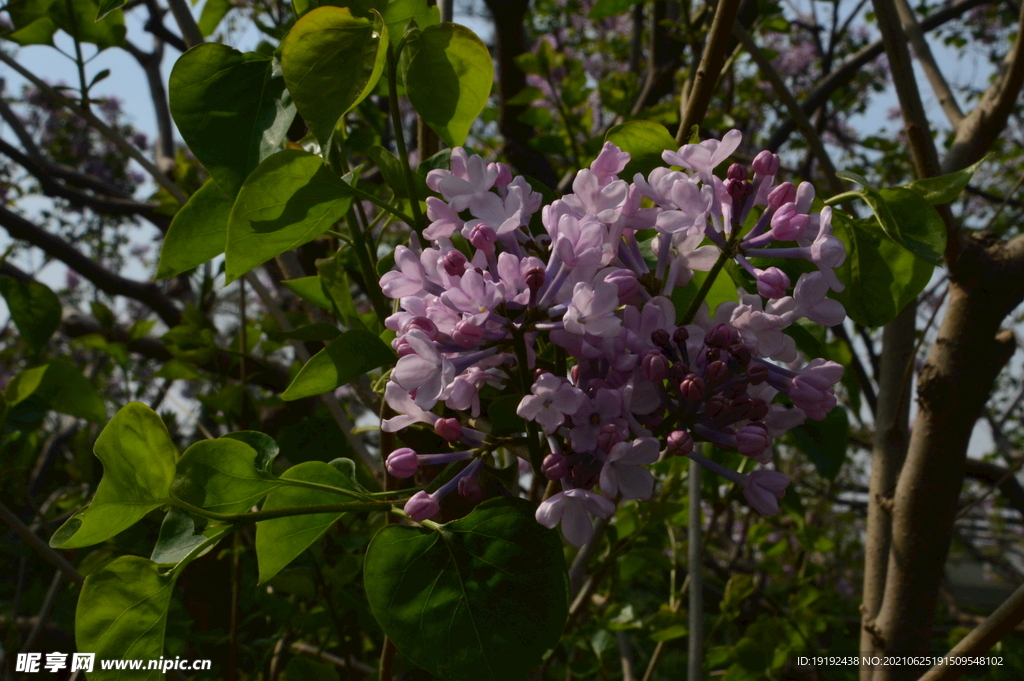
[
  {"left": 704, "top": 395, "right": 729, "bottom": 419},
  {"left": 767, "top": 181, "right": 797, "bottom": 209},
  {"left": 680, "top": 374, "right": 706, "bottom": 402},
  {"left": 605, "top": 269, "right": 639, "bottom": 301},
  {"left": 395, "top": 338, "right": 416, "bottom": 357},
  {"left": 750, "top": 400, "right": 770, "bottom": 421},
  {"left": 596, "top": 423, "right": 623, "bottom": 452},
  {"left": 667, "top": 430, "right": 694, "bottom": 457},
  {"left": 705, "top": 323, "right": 736, "bottom": 348},
  {"left": 525, "top": 267, "right": 545, "bottom": 291},
  {"left": 435, "top": 418, "right": 463, "bottom": 442},
  {"left": 706, "top": 360, "right": 730, "bottom": 384},
  {"left": 752, "top": 150, "right": 780, "bottom": 176},
  {"left": 729, "top": 341, "right": 751, "bottom": 366},
  {"left": 642, "top": 351, "right": 670, "bottom": 382},
  {"left": 746, "top": 362, "right": 768, "bottom": 385},
  {"left": 729, "top": 395, "right": 754, "bottom": 421},
  {"left": 469, "top": 224, "right": 498, "bottom": 252},
  {"left": 452, "top": 320, "right": 484, "bottom": 348},
  {"left": 404, "top": 490, "right": 440, "bottom": 521},
  {"left": 443, "top": 250, "right": 468, "bottom": 277},
  {"left": 726, "top": 178, "right": 753, "bottom": 199},
  {"left": 651, "top": 329, "right": 671, "bottom": 348},
  {"left": 386, "top": 448, "right": 419, "bottom": 479},
  {"left": 405, "top": 316, "right": 438, "bottom": 340},
  {"left": 458, "top": 474, "right": 483, "bottom": 502},
  {"left": 672, "top": 326, "right": 689, "bottom": 344}
]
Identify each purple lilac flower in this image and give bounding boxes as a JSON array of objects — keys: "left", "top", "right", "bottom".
[{"left": 378, "top": 130, "right": 848, "bottom": 544}]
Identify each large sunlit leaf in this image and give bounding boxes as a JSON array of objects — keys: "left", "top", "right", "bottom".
[
  {"left": 403, "top": 22, "right": 494, "bottom": 147},
  {"left": 50, "top": 403, "right": 177, "bottom": 549},
  {"left": 364, "top": 497, "right": 569, "bottom": 681},
  {"left": 0, "top": 276, "right": 61, "bottom": 351},
  {"left": 170, "top": 44, "right": 295, "bottom": 198},
  {"left": 156, "top": 180, "right": 232, "bottom": 280},
  {"left": 225, "top": 149, "right": 354, "bottom": 283},
  {"left": 281, "top": 6, "right": 388, "bottom": 148},
  {"left": 171, "top": 437, "right": 280, "bottom": 516},
  {"left": 605, "top": 120, "right": 678, "bottom": 184},
  {"left": 76, "top": 556, "right": 176, "bottom": 681}
]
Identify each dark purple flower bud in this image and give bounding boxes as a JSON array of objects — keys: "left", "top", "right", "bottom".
[
  {"left": 668, "top": 363, "right": 689, "bottom": 385},
  {"left": 605, "top": 269, "right": 639, "bottom": 301},
  {"left": 705, "top": 323, "right": 736, "bottom": 348},
  {"left": 750, "top": 400, "right": 769, "bottom": 422},
  {"left": 746, "top": 362, "right": 768, "bottom": 385},
  {"left": 443, "top": 250, "right": 468, "bottom": 277},
  {"left": 641, "top": 351, "right": 670, "bottom": 382},
  {"left": 452, "top": 320, "right": 484, "bottom": 348},
  {"left": 387, "top": 448, "right": 419, "bottom": 478},
  {"left": 570, "top": 365, "right": 580, "bottom": 384},
  {"left": 737, "top": 424, "right": 772, "bottom": 463},
  {"left": 704, "top": 395, "right": 729, "bottom": 419},
  {"left": 405, "top": 316, "right": 439, "bottom": 340},
  {"left": 680, "top": 374, "right": 706, "bottom": 402},
  {"left": 651, "top": 329, "right": 671, "bottom": 348},
  {"left": 525, "top": 267, "right": 546, "bottom": 292},
  {"left": 672, "top": 326, "right": 689, "bottom": 344},
  {"left": 728, "top": 342, "right": 751, "bottom": 366},
  {"left": 571, "top": 458, "right": 601, "bottom": 489},
  {"left": 727, "top": 163, "right": 748, "bottom": 181},
  {"left": 667, "top": 430, "right": 694, "bottom": 457},
  {"left": 542, "top": 453, "right": 568, "bottom": 480},
  {"left": 706, "top": 360, "right": 730, "bottom": 384},
  {"left": 722, "top": 380, "right": 748, "bottom": 399},
  {"left": 706, "top": 347, "right": 723, "bottom": 363},
  {"left": 726, "top": 178, "right": 753, "bottom": 199},
  {"left": 767, "top": 182, "right": 797, "bottom": 209},
  {"left": 756, "top": 267, "right": 791, "bottom": 299},
  {"left": 458, "top": 474, "right": 483, "bottom": 502},
  {"left": 729, "top": 395, "right": 754, "bottom": 421},
  {"left": 469, "top": 224, "right": 498, "bottom": 252},
  {"left": 435, "top": 417, "right": 463, "bottom": 442},
  {"left": 771, "top": 203, "right": 810, "bottom": 241},
  {"left": 404, "top": 490, "right": 440, "bottom": 521},
  {"left": 752, "top": 150, "right": 780, "bottom": 176},
  {"left": 493, "top": 162, "right": 513, "bottom": 187}
]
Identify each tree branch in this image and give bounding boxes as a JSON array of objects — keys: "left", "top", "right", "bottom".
[
  {"left": 0, "top": 51, "right": 188, "bottom": 205},
  {"left": 893, "top": 0, "right": 965, "bottom": 127},
  {"left": 0, "top": 206, "right": 182, "bottom": 326},
  {"left": 942, "top": 0, "right": 1024, "bottom": 174},
  {"left": 165, "top": 0, "right": 203, "bottom": 48},
  {"left": 124, "top": 34, "right": 176, "bottom": 175},
  {"left": 676, "top": 0, "right": 743, "bottom": 142}
]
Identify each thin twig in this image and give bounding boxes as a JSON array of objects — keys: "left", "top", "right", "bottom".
[
  {"left": 676, "top": 0, "right": 742, "bottom": 142},
  {"left": 0, "top": 501, "right": 84, "bottom": 585}
]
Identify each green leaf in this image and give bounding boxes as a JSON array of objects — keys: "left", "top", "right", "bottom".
[
  {"left": 790, "top": 406, "right": 849, "bottom": 479},
  {"left": 224, "top": 430, "right": 280, "bottom": 474},
  {"left": 829, "top": 175, "right": 946, "bottom": 265},
  {"left": 831, "top": 213, "right": 933, "bottom": 328},
  {"left": 6, "top": 360, "right": 106, "bottom": 422},
  {"left": 265, "top": 322, "right": 341, "bottom": 342},
  {"left": 76, "top": 556, "right": 175, "bottom": 679},
  {"left": 283, "top": 276, "right": 334, "bottom": 311},
  {"left": 605, "top": 120, "right": 677, "bottom": 182},
  {"left": 225, "top": 149, "right": 354, "bottom": 283},
  {"left": 403, "top": 22, "right": 494, "bottom": 147},
  {"left": 292, "top": 0, "right": 385, "bottom": 19},
  {"left": 317, "top": 251, "right": 370, "bottom": 330},
  {"left": 156, "top": 180, "right": 232, "bottom": 279},
  {"left": 650, "top": 625, "right": 687, "bottom": 642},
  {"left": 171, "top": 437, "right": 279, "bottom": 515},
  {"left": 488, "top": 394, "right": 526, "bottom": 436},
  {"left": 0, "top": 276, "right": 61, "bottom": 351},
  {"left": 151, "top": 508, "right": 231, "bottom": 565},
  {"left": 170, "top": 44, "right": 295, "bottom": 198},
  {"left": 281, "top": 6, "right": 388, "bottom": 148},
  {"left": 903, "top": 156, "right": 986, "bottom": 205},
  {"left": 197, "top": 0, "right": 232, "bottom": 36},
  {"left": 6, "top": 0, "right": 58, "bottom": 45},
  {"left": 51, "top": 403, "right": 177, "bottom": 549},
  {"left": 95, "top": 0, "right": 124, "bottom": 20},
  {"left": 281, "top": 328, "right": 395, "bottom": 400},
  {"left": 255, "top": 461, "right": 360, "bottom": 583},
  {"left": 364, "top": 497, "right": 569, "bottom": 681},
  {"left": 589, "top": 0, "right": 639, "bottom": 20},
  {"left": 670, "top": 267, "right": 738, "bottom": 322},
  {"left": 382, "top": 0, "right": 439, "bottom": 43},
  {"left": 368, "top": 145, "right": 428, "bottom": 198}
]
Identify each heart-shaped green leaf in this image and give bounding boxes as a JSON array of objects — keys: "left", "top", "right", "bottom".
[
  {"left": 156, "top": 179, "right": 232, "bottom": 280},
  {"left": 171, "top": 437, "right": 280, "bottom": 516},
  {"left": 403, "top": 22, "right": 494, "bottom": 147},
  {"left": 170, "top": 44, "right": 295, "bottom": 197},
  {"left": 281, "top": 328, "right": 395, "bottom": 400},
  {"left": 225, "top": 149, "right": 355, "bottom": 283},
  {"left": 364, "top": 497, "right": 569, "bottom": 681},
  {"left": 0, "top": 276, "right": 61, "bottom": 351},
  {"left": 51, "top": 403, "right": 177, "bottom": 548},
  {"left": 281, "top": 6, "right": 388, "bottom": 148}
]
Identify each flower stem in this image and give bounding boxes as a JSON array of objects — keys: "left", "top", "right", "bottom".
[
  {"left": 510, "top": 323, "right": 545, "bottom": 474},
  {"left": 386, "top": 43, "right": 424, "bottom": 233},
  {"left": 168, "top": 497, "right": 395, "bottom": 524}
]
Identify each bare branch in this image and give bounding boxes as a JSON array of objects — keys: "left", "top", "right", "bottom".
[
  {"left": 893, "top": 0, "right": 965, "bottom": 126},
  {"left": 124, "top": 36, "right": 176, "bottom": 175},
  {"left": 0, "top": 206, "right": 182, "bottom": 326},
  {"left": 942, "top": 0, "right": 1024, "bottom": 173},
  {"left": 0, "top": 500, "right": 84, "bottom": 586},
  {"left": 676, "top": 0, "right": 742, "bottom": 142},
  {"left": 0, "top": 51, "right": 188, "bottom": 205},
  {"left": 165, "top": 0, "right": 204, "bottom": 48}
]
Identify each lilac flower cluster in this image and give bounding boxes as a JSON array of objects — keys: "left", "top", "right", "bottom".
[{"left": 380, "top": 130, "right": 846, "bottom": 546}]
